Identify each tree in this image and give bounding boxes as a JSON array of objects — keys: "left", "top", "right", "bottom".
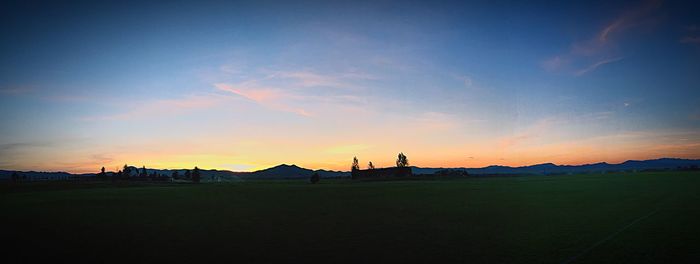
[
  {"left": 122, "top": 164, "right": 131, "bottom": 180},
  {"left": 352, "top": 156, "right": 360, "bottom": 171},
  {"left": 98, "top": 167, "right": 106, "bottom": 178},
  {"left": 368, "top": 161, "right": 375, "bottom": 170},
  {"left": 184, "top": 170, "right": 191, "bottom": 179},
  {"left": 171, "top": 171, "right": 179, "bottom": 179},
  {"left": 140, "top": 166, "right": 147, "bottom": 177},
  {"left": 310, "top": 172, "right": 320, "bottom": 184},
  {"left": 396, "top": 152, "right": 409, "bottom": 167},
  {"left": 192, "top": 167, "right": 201, "bottom": 183}
]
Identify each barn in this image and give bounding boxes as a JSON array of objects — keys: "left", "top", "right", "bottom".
[{"left": 351, "top": 167, "right": 412, "bottom": 179}]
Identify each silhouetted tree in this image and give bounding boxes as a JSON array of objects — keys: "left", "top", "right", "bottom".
[
  {"left": 352, "top": 156, "right": 360, "bottom": 171},
  {"left": 123, "top": 164, "right": 131, "bottom": 178},
  {"left": 396, "top": 152, "right": 409, "bottom": 167},
  {"left": 184, "top": 170, "right": 191, "bottom": 179},
  {"left": 192, "top": 167, "right": 201, "bottom": 183},
  {"left": 310, "top": 172, "right": 320, "bottom": 184},
  {"left": 171, "top": 171, "right": 179, "bottom": 179},
  {"left": 11, "top": 172, "right": 19, "bottom": 182},
  {"left": 140, "top": 166, "right": 147, "bottom": 177},
  {"left": 122, "top": 164, "right": 132, "bottom": 180},
  {"left": 98, "top": 167, "right": 106, "bottom": 178},
  {"left": 368, "top": 161, "right": 375, "bottom": 170}
]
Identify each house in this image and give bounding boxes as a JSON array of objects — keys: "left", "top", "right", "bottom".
[{"left": 351, "top": 167, "right": 412, "bottom": 179}]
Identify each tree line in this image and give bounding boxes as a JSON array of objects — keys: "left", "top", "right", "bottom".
[{"left": 351, "top": 152, "right": 409, "bottom": 172}]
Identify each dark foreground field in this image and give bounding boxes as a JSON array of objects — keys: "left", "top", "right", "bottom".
[{"left": 2, "top": 172, "right": 700, "bottom": 263}]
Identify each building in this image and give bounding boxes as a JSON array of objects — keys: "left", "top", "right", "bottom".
[{"left": 351, "top": 167, "right": 412, "bottom": 180}]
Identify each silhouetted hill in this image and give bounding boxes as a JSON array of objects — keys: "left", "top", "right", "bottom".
[
  {"left": 243, "top": 164, "right": 348, "bottom": 179},
  {"left": 412, "top": 158, "right": 700, "bottom": 175},
  {"left": 0, "top": 170, "right": 85, "bottom": 180},
  {"left": 249, "top": 164, "right": 311, "bottom": 179}
]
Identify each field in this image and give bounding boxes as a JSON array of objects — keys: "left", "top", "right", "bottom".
[{"left": 2, "top": 172, "right": 700, "bottom": 263}]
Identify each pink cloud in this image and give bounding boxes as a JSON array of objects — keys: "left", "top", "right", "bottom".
[
  {"left": 80, "top": 94, "right": 228, "bottom": 121},
  {"left": 598, "top": 0, "right": 662, "bottom": 43},
  {"left": 214, "top": 83, "right": 284, "bottom": 103},
  {"left": 214, "top": 83, "right": 312, "bottom": 117},
  {"left": 212, "top": 69, "right": 374, "bottom": 117},
  {"left": 543, "top": 0, "right": 661, "bottom": 75}
]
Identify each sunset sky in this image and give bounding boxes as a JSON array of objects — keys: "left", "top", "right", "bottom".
[{"left": 1, "top": 0, "right": 699, "bottom": 173}]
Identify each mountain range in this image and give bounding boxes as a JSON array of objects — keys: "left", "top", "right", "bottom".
[
  {"left": 411, "top": 158, "right": 700, "bottom": 175},
  {"left": 1, "top": 158, "right": 698, "bottom": 181}
]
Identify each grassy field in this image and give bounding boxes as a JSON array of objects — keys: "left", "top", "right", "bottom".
[{"left": 2, "top": 172, "right": 700, "bottom": 263}]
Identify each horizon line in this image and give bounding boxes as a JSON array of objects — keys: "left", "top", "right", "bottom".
[{"left": 3, "top": 156, "right": 699, "bottom": 174}]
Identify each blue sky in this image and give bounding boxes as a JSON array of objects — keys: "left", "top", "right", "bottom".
[{"left": 1, "top": 0, "right": 699, "bottom": 172}]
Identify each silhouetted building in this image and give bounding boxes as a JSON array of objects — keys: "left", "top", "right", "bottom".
[{"left": 351, "top": 166, "right": 412, "bottom": 179}]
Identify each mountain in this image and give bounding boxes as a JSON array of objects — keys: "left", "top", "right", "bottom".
[
  {"left": 413, "top": 158, "right": 700, "bottom": 175},
  {"left": 247, "top": 164, "right": 311, "bottom": 179},
  {"left": 0, "top": 170, "right": 86, "bottom": 180},
  {"left": 243, "top": 164, "right": 349, "bottom": 179}
]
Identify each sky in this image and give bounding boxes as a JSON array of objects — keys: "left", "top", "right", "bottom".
[{"left": 1, "top": 0, "right": 700, "bottom": 173}]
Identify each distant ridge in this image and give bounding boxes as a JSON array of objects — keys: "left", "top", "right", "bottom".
[
  {"left": 411, "top": 158, "right": 700, "bottom": 175},
  {"left": 1, "top": 158, "right": 698, "bottom": 180},
  {"left": 246, "top": 164, "right": 349, "bottom": 179}
]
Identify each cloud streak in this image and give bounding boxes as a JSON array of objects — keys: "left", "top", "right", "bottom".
[
  {"left": 543, "top": 0, "right": 661, "bottom": 76},
  {"left": 575, "top": 57, "right": 623, "bottom": 76},
  {"left": 80, "top": 94, "right": 230, "bottom": 121},
  {"left": 0, "top": 86, "right": 33, "bottom": 95},
  {"left": 213, "top": 68, "right": 375, "bottom": 117},
  {"left": 214, "top": 83, "right": 312, "bottom": 116}
]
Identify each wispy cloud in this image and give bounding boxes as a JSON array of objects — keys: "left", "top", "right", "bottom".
[
  {"left": 574, "top": 57, "right": 623, "bottom": 76},
  {"left": 214, "top": 83, "right": 285, "bottom": 103},
  {"left": 0, "top": 86, "right": 33, "bottom": 95},
  {"left": 213, "top": 68, "right": 375, "bottom": 117},
  {"left": 80, "top": 94, "right": 230, "bottom": 121},
  {"left": 598, "top": 0, "right": 662, "bottom": 42},
  {"left": 542, "top": 0, "right": 661, "bottom": 76},
  {"left": 497, "top": 111, "right": 617, "bottom": 149},
  {"left": 214, "top": 83, "right": 312, "bottom": 116},
  {"left": 273, "top": 71, "right": 350, "bottom": 88}
]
